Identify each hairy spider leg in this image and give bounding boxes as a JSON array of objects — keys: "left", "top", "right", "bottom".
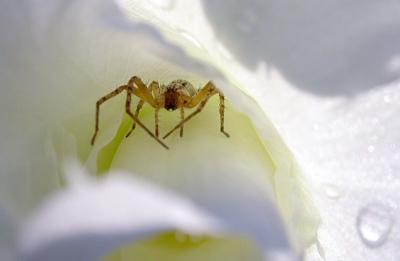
[
  {"left": 155, "top": 107, "right": 160, "bottom": 137},
  {"left": 125, "top": 88, "right": 169, "bottom": 149},
  {"left": 90, "top": 80, "right": 169, "bottom": 149},
  {"left": 128, "top": 76, "right": 158, "bottom": 107},
  {"left": 180, "top": 107, "right": 184, "bottom": 137},
  {"left": 162, "top": 82, "right": 214, "bottom": 139},
  {"left": 218, "top": 94, "right": 230, "bottom": 137},
  {"left": 126, "top": 80, "right": 162, "bottom": 138},
  {"left": 163, "top": 81, "right": 230, "bottom": 139},
  {"left": 163, "top": 96, "right": 210, "bottom": 139},
  {"left": 91, "top": 84, "right": 129, "bottom": 145},
  {"left": 197, "top": 82, "right": 229, "bottom": 137},
  {"left": 150, "top": 81, "right": 162, "bottom": 138},
  {"left": 125, "top": 99, "right": 144, "bottom": 138}
]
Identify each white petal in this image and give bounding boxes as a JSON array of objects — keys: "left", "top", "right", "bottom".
[
  {"left": 121, "top": 1, "right": 400, "bottom": 260},
  {"left": 2, "top": 0, "right": 318, "bottom": 259},
  {"left": 0, "top": 0, "right": 218, "bottom": 215},
  {"left": 115, "top": 0, "right": 319, "bottom": 251},
  {"left": 0, "top": 1, "right": 63, "bottom": 216},
  {"left": 187, "top": 2, "right": 400, "bottom": 260},
  {"left": 19, "top": 166, "right": 296, "bottom": 261}
]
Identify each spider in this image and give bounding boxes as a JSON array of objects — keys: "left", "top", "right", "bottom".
[{"left": 91, "top": 76, "right": 230, "bottom": 149}]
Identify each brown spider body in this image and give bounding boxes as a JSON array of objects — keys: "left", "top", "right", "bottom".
[
  {"left": 164, "top": 88, "right": 179, "bottom": 111},
  {"left": 91, "top": 76, "right": 229, "bottom": 149},
  {"left": 162, "top": 80, "right": 196, "bottom": 111}
]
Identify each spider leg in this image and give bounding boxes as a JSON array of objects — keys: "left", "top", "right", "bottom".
[
  {"left": 149, "top": 81, "right": 162, "bottom": 137},
  {"left": 185, "top": 81, "right": 217, "bottom": 108},
  {"left": 219, "top": 93, "right": 230, "bottom": 137},
  {"left": 125, "top": 99, "right": 144, "bottom": 138},
  {"left": 180, "top": 107, "right": 184, "bottom": 137},
  {"left": 126, "top": 79, "right": 162, "bottom": 137},
  {"left": 155, "top": 107, "right": 160, "bottom": 137},
  {"left": 126, "top": 79, "right": 163, "bottom": 137},
  {"left": 163, "top": 81, "right": 230, "bottom": 139},
  {"left": 163, "top": 97, "right": 210, "bottom": 139},
  {"left": 127, "top": 76, "right": 158, "bottom": 107},
  {"left": 91, "top": 85, "right": 129, "bottom": 145},
  {"left": 125, "top": 88, "right": 169, "bottom": 149}
]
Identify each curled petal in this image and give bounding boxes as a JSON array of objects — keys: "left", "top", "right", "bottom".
[{"left": 19, "top": 166, "right": 296, "bottom": 260}]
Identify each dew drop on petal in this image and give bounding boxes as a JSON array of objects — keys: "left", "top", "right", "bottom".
[
  {"left": 367, "top": 145, "right": 375, "bottom": 153},
  {"left": 356, "top": 203, "right": 393, "bottom": 248},
  {"left": 383, "top": 95, "right": 391, "bottom": 103},
  {"left": 323, "top": 183, "right": 341, "bottom": 199}
]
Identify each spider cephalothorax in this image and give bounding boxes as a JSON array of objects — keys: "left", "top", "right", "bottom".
[
  {"left": 163, "top": 80, "right": 196, "bottom": 111},
  {"left": 91, "top": 76, "right": 230, "bottom": 149}
]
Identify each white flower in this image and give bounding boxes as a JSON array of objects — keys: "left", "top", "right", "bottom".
[
  {"left": 0, "top": 0, "right": 319, "bottom": 260},
  {"left": 0, "top": 0, "right": 318, "bottom": 260},
  {"left": 6, "top": 0, "right": 399, "bottom": 261},
  {"left": 115, "top": 0, "right": 400, "bottom": 260}
]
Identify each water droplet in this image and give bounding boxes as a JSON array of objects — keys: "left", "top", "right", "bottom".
[
  {"left": 324, "top": 184, "right": 341, "bottom": 199},
  {"left": 367, "top": 145, "right": 375, "bottom": 153},
  {"left": 356, "top": 203, "right": 393, "bottom": 248},
  {"left": 383, "top": 95, "right": 391, "bottom": 103}
]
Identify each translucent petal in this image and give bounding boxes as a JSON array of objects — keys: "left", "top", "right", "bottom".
[
  {"left": 116, "top": 1, "right": 400, "bottom": 260},
  {"left": 19, "top": 167, "right": 295, "bottom": 261},
  {"left": 115, "top": 0, "right": 319, "bottom": 252},
  {"left": 2, "top": 0, "right": 319, "bottom": 260}
]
